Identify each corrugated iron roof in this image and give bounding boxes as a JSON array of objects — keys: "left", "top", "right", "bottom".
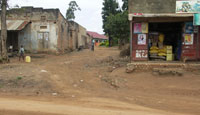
[
  {"left": 0, "top": 20, "right": 29, "bottom": 31},
  {"left": 87, "top": 31, "right": 108, "bottom": 40}
]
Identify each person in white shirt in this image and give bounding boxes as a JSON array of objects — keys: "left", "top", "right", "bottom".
[{"left": 19, "top": 45, "right": 25, "bottom": 61}]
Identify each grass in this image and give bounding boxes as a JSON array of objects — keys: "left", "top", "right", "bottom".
[{"left": 16, "top": 76, "right": 23, "bottom": 80}]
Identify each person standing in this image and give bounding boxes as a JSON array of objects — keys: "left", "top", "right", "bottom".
[
  {"left": 19, "top": 45, "right": 25, "bottom": 61},
  {"left": 91, "top": 39, "right": 95, "bottom": 51}
]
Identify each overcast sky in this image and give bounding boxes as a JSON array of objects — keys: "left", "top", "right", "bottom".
[{"left": 8, "top": 0, "right": 123, "bottom": 34}]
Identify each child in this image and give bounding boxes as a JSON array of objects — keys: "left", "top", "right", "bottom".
[
  {"left": 91, "top": 39, "right": 95, "bottom": 51},
  {"left": 19, "top": 45, "right": 25, "bottom": 61}
]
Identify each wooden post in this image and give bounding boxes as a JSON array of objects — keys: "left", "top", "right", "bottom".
[{"left": 129, "top": 20, "right": 133, "bottom": 62}]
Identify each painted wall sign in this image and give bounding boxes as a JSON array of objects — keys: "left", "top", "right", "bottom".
[
  {"left": 136, "top": 50, "right": 148, "bottom": 58},
  {"left": 176, "top": 0, "right": 200, "bottom": 13},
  {"left": 133, "top": 13, "right": 143, "bottom": 16}
]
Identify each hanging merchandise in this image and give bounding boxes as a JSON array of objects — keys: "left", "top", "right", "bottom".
[{"left": 158, "top": 34, "right": 165, "bottom": 43}]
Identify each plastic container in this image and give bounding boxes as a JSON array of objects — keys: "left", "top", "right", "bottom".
[{"left": 25, "top": 56, "right": 31, "bottom": 63}]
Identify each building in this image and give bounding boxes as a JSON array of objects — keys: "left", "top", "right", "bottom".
[
  {"left": 129, "top": 0, "right": 200, "bottom": 61},
  {"left": 0, "top": 6, "right": 89, "bottom": 53},
  {"left": 87, "top": 31, "right": 108, "bottom": 46},
  {"left": 68, "top": 21, "right": 91, "bottom": 50}
]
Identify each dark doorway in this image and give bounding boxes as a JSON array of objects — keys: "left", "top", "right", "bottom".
[{"left": 7, "top": 31, "right": 19, "bottom": 52}]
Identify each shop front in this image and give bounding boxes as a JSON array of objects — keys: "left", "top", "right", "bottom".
[{"left": 129, "top": 13, "right": 200, "bottom": 61}]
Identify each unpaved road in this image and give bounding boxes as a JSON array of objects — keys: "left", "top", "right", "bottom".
[
  {"left": 0, "top": 47, "right": 200, "bottom": 115},
  {"left": 0, "top": 97, "right": 185, "bottom": 115}
]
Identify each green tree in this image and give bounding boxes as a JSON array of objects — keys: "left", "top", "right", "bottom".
[
  {"left": 102, "top": 0, "right": 129, "bottom": 48},
  {"left": 102, "top": 0, "right": 120, "bottom": 46},
  {"left": 105, "top": 11, "right": 129, "bottom": 49},
  {"left": 66, "top": 1, "right": 81, "bottom": 21},
  {"left": 122, "top": 0, "right": 128, "bottom": 11},
  {"left": 0, "top": 0, "right": 9, "bottom": 62}
]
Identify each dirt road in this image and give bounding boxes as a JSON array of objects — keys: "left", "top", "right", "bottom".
[
  {"left": 0, "top": 47, "right": 200, "bottom": 115},
  {"left": 0, "top": 97, "right": 185, "bottom": 115}
]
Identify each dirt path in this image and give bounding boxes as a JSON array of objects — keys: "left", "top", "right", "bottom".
[
  {"left": 0, "top": 47, "right": 200, "bottom": 115},
  {"left": 0, "top": 97, "right": 185, "bottom": 115}
]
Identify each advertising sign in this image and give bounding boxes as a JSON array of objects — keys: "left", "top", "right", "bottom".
[
  {"left": 134, "top": 23, "right": 142, "bottom": 33},
  {"left": 176, "top": 0, "right": 200, "bottom": 13},
  {"left": 137, "top": 34, "right": 146, "bottom": 45},
  {"left": 185, "top": 22, "right": 194, "bottom": 34},
  {"left": 184, "top": 34, "right": 194, "bottom": 45},
  {"left": 141, "top": 23, "right": 148, "bottom": 33},
  {"left": 194, "top": 13, "right": 200, "bottom": 25}
]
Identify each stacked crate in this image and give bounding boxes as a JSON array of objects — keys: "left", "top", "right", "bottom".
[{"left": 166, "top": 46, "right": 173, "bottom": 61}]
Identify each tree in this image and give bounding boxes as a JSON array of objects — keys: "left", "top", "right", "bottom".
[
  {"left": 0, "top": 0, "right": 8, "bottom": 62},
  {"left": 102, "top": 0, "right": 129, "bottom": 48},
  {"left": 102, "top": 0, "right": 120, "bottom": 46},
  {"left": 105, "top": 11, "right": 129, "bottom": 49},
  {"left": 66, "top": 1, "right": 81, "bottom": 21},
  {"left": 122, "top": 0, "right": 128, "bottom": 11}
]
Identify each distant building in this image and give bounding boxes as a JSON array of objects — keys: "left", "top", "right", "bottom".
[
  {"left": 87, "top": 31, "right": 108, "bottom": 46},
  {"left": 68, "top": 21, "right": 91, "bottom": 50},
  {"left": 0, "top": 6, "right": 90, "bottom": 53}
]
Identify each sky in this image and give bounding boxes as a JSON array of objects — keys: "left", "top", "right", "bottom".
[{"left": 8, "top": 0, "right": 123, "bottom": 34}]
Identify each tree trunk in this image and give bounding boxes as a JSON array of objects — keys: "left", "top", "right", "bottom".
[{"left": 1, "top": 0, "right": 8, "bottom": 62}]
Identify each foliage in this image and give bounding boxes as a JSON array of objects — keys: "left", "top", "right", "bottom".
[
  {"left": 99, "top": 42, "right": 106, "bottom": 46},
  {"left": 105, "top": 11, "right": 129, "bottom": 40},
  {"left": 99, "top": 40, "right": 109, "bottom": 47},
  {"left": 66, "top": 1, "right": 81, "bottom": 21},
  {"left": 105, "top": 40, "right": 109, "bottom": 47},
  {"left": 122, "top": 0, "right": 128, "bottom": 11},
  {"left": 102, "top": 0, "right": 120, "bottom": 34},
  {"left": 102, "top": 0, "right": 120, "bottom": 46},
  {"left": 102, "top": 0, "right": 129, "bottom": 47},
  {"left": 16, "top": 76, "right": 23, "bottom": 80}
]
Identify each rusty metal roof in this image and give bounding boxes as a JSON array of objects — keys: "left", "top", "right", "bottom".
[
  {"left": 0, "top": 20, "right": 29, "bottom": 31},
  {"left": 87, "top": 31, "right": 108, "bottom": 40}
]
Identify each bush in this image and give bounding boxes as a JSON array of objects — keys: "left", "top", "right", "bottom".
[
  {"left": 99, "top": 42, "right": 106, "bottom": 46},
  {"left": 99, "top": 40, "right": 109, "bottom": 47},
  {"left": 105, "top": 40, "right": 109, "bottom": 47}
]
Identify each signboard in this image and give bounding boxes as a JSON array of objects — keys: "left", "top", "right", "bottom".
[
  {"left": 185, "top": 22, "right": 194, "bottom": 34},
  {"left": 134, "top": 23, "right": 142, "bottom": 33},
  {"left": 134, "top": 23, "right": 148, "bottom": 34},
  {"left": 137, "top": 34, "right": 146, "bottom": 45},
  {"left": 176, "top": 0, "right": 200, "bottom": 13},
  {"left": 141, "top": 23, "right": 148, "bottom": 33},
  {"left": 184, "top": 34, "right": 194, "bottom": 45},
  {"left": 194, "top": 13, "right": 200, "bottom": 25}
]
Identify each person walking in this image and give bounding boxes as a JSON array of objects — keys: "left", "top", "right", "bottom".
[{"left": 19, "top": 45, "right": 25, "bottom": 61}]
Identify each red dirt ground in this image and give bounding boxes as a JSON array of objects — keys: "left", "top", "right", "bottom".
[{"left": 0, "top": 47, "right": 200, "bottom": 115}]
